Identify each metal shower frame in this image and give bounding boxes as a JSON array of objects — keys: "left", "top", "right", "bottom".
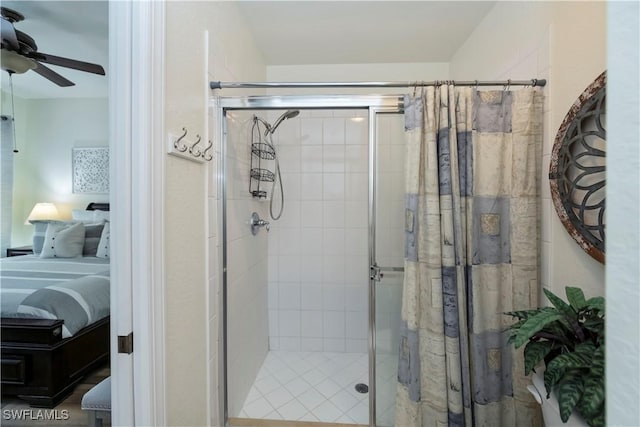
[
  {"left": 215, "top": 94, "right": 403, "bottom": 427},
  {"left": 210, "top": 78, "right": 546, "bottom": 90},
  {"left": 214, "top": 77, "right": 547, "bottom": 426}
]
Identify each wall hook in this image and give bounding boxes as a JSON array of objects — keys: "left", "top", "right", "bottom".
[
  {"left": 174, "top": 127, "right": 188, "bottom": 152},
  {"left": 202, "top": 140, "right": 213, "bottom": 161},
  {"left": 189, "top": 134, "right": 202, "bottom": 157}
]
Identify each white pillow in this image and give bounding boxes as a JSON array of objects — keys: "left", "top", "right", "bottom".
[
  {"left": 93, "top": 210, "right": 110, "bottom": 223},
  {"left": 96, "top": 222, "right": 110, "bottom": 259},
  {"left": 40, "top": 222, "right": 86, "bottom": 258},
  {"left": 30, "top": 220, "right": 65, "bottom": 255},
  {"left": 71, "top": 209, "right": 95, "bottom": 223}
]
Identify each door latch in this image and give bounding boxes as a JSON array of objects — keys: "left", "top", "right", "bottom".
[{"left": 370, "top": 264, "right": 383, "bottom": 282}]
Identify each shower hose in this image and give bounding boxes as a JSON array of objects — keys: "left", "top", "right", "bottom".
[{"left": 266, "top": 133, "right": 284, "bottom": 221}]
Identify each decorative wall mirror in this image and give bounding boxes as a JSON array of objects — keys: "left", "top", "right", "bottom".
[{"left": 549, "top": 71, "right": 606, "bottom": 263}]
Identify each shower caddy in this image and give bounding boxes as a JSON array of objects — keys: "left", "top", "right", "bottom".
[{"left": 249, "top": 117, "right": 275, "bottom": 198}]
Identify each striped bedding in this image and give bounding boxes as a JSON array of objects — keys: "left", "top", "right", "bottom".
[{"left": 1, "top": 255, "right": 110, "bottom": 338}]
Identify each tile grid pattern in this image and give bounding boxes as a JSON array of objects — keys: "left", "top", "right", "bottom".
[
  {"left": 238, "top": 351, "right": 369, "bottom": 424},
  {"left": 267, "top": 109, "right": 370, "bottom": 354}
]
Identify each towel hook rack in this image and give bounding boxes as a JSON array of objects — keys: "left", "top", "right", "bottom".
[
  {"left": 189, "top": 134, "right": 202, "bottom": 157},
  {"left": 202, "top": 140, "right": 213, "bottom": 161},
  {"left": 174, "top": 127, "right": 188, "bottom": 152}
]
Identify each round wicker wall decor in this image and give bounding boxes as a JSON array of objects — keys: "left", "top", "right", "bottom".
[{"left": 549, "top": 71, "right": 606, "bottom": 263}]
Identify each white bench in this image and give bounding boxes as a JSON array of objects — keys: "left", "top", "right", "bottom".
[{"left": 81, "top": 376, "right": 111, "bottom": 427}]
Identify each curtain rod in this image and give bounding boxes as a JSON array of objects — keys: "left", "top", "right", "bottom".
[{"left": 209, "top": 78, "right": 546, "bottom": 90}]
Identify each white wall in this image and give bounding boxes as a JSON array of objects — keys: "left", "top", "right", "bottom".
[
  {"left": 2, "top": 96, "right": 108, "bottom": 246},
  {"left": 606, "top": 1, "right": 640, "bottom": 425},
  {"left": 267, "top": 62, "right": 450, "bottom": 95},
  {"left": 450, "top": 1, "right": 607, "bottom": 300},
  {"left": 163, "top": 2, "right": 266, "bottom": 426}
]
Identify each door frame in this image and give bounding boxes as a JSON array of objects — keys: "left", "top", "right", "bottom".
[
  {"left": 215, "top": 95, "right": 402, "bottom": 426},
  {"left": 110, "top": 1, "right": 166, "bottom": 425}
]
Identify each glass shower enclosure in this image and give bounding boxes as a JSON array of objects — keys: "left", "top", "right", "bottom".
[{"left": 216, "top": 95, "right": 405, "bottom": 426}]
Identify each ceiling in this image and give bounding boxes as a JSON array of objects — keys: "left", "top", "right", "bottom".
[
  {"left": 235, "top": 1, "right": 496, "bottom": 65},
  {"left": 0, "top": 1, "right": 108, "bottom": 99},
  {"left": 0, "top": 1, "right": 495, "bottom": 99}
]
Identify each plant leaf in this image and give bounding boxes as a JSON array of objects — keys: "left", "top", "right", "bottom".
[
  {"left": 544, "top": 288, "right": 576, "bottom": 316},
  {"left": 513, "top": 310, "right": 564, "bottom": 348},
  {"left": 544, "top": 344, "right": 595, "bottom": 389},
  {"left": 581, "top": 346, "right": 605, "bottom": 418},
  {"left": 586, "top": 406, "right": 605, "bottom": 427},
  {"left": 544, "top": 365, "right": 565, "bottom": 394},
  {"left": 566, "top": 287, "right": 587, "bottom": 310},
  {"left": 523, "top": 340, "right": 554, "bottom": 375},
  {"left": 557, "top": 372, "right": 585, "bottom": 422},
  {"left": 574, "top": 341, "right": 597, "bottom": 356},
  {"left": 582, "top": 317, "right": 604, "bottom": 335},
  {"left": 586, "top": 297, "right": 605, "bottom": 313},
  {"left": 544, "top": 288, "right": 585, "bottom": 341},
  {"left": 540, "top": 321, "right": 574, "bottom": 345}
]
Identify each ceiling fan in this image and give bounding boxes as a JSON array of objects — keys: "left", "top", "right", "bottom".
[{"left": 0, "top": 6, "right": 105, "bottom": 87}]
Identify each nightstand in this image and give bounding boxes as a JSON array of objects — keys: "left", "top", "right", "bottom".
[{"left": 6, "top": 246, "right": 34, "bottom": 257}]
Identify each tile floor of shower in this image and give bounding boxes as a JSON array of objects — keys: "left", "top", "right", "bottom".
[{"left": 237, "top": 351, "right": 397, "bottom": 425}]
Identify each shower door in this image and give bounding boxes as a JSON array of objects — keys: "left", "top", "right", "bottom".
[
  {"left": 370, "top": 111, "right": 405, "bottom": 427},
  {"left": 218, "top": 96, "right": 404, "bottom": 427}
]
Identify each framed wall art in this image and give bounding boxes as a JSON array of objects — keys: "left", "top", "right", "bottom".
[
  {"left": 72, "top": 147, "right": 109, "bottom": 194},
  {"left": 549, "top": 71, "right": 606, "bottom": 263}
]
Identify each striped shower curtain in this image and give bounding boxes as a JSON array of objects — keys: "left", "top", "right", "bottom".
[{"left": 395, "top": 86, "right": 543, "bottom": 426}]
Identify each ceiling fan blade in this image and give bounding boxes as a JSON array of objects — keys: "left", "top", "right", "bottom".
[
  {"left": 32, "top": 62, "right": 75, "bottom": 87},
  {"left": 26, "top": 51, "right": 105, "bottom": 75},
  {"left": 0, "top": 17, "right": 19, "bottom": 50}
]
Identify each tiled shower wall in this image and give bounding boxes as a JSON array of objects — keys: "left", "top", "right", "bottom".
[{"left": 267, "top": 110, "right": 370, "bottom": 353}]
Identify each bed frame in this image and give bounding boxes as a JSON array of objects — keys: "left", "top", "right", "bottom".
[{"left": 1, "top": 203, "right": 111, "bottom": 408}]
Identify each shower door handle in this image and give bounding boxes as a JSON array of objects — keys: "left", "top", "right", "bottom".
[
  {"left": 371, "top": 265, "right": 404, "bottom": 281},
  {"left": 370, "top": 264, "right": 383, "bottom": 281}
]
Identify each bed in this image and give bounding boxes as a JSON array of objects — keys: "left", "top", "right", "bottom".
[{"left": 1, "top": 203, "right": 111, "bottom": 408}]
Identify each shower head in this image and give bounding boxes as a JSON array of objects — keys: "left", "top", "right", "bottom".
[{"left": 269, "top": 110, "right": 300, "bottom": 134}]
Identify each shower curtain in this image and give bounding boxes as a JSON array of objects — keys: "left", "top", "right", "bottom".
[{"left": 395, "top": 86, "right": 543, "bottom": 426}]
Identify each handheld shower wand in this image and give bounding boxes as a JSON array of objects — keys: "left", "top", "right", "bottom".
[
  {"left": 269, "top": 110, "right": 300, "bottom": 134},
  {"left": 267, "top": 110, "right": 299, "bottom": 220}
]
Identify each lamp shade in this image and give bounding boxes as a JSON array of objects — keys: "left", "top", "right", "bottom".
[{"left": 25, "top": 203, "right": 60, "bottom": 224}]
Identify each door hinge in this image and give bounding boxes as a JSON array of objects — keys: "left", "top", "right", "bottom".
[{"left": 118, "top": 332, "right": 134, "bottom": 354}]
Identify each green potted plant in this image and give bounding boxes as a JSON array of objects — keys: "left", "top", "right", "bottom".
[{"left": 506, "top": 287, "right": 605, "bottom": 427}]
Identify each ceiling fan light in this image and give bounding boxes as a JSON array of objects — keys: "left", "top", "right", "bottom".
[{"left": 1, "top": 49, "right": 36, "bottom": 74}]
